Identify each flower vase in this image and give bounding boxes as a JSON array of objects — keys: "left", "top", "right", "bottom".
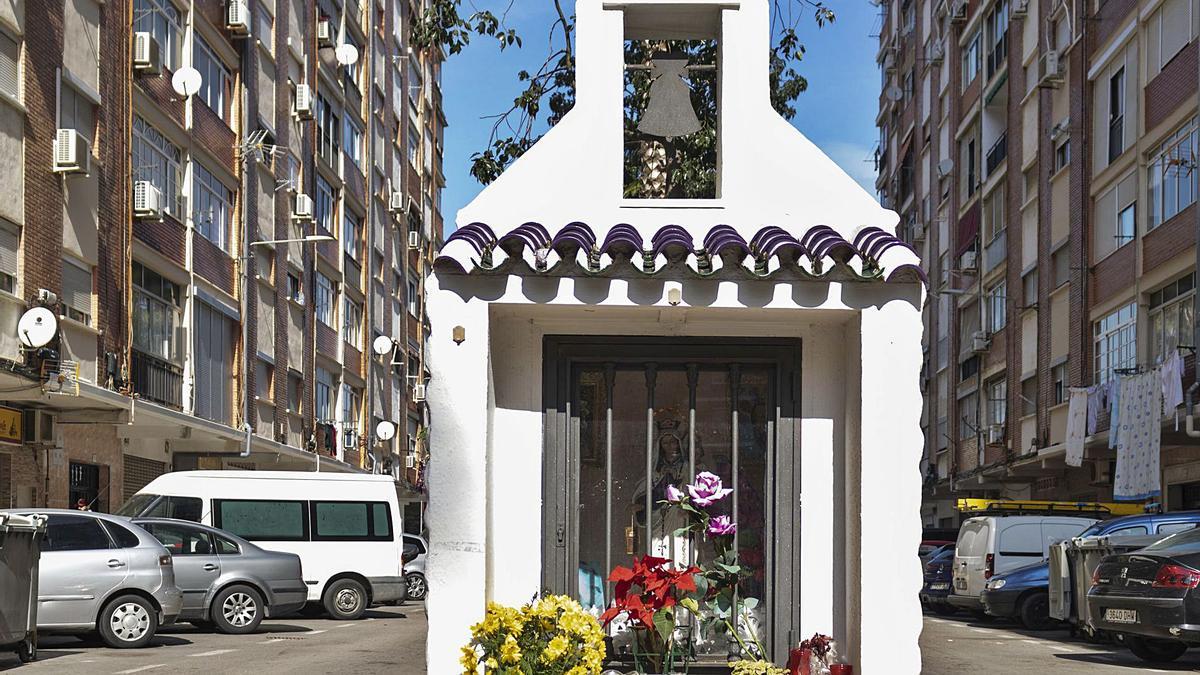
[{"left": 787, "top": 647, "right": 812, "bottom": 675}]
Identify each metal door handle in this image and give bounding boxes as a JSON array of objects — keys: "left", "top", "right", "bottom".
[
  {"left": 107, "top": 559, "right": 126, "bottom": 568},
  {"left": 203, "top": 564, "right": 219, "bottom": 571}
]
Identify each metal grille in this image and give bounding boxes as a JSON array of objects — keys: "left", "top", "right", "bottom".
[{"left": 123, "top": 455, "right": 167, "bottom": 502}]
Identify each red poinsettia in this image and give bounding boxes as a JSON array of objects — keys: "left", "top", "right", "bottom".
[{"left": 600, "top": 555, "right": 700, "bottom": 627}]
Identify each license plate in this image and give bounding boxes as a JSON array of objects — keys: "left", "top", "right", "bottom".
[
  {"left": 1104, "top": 608, "right": 1138, "bottom": 624},
  {"left": 930, "top": 583, "right": 950, "bottom": 591},
  {"left": 955, "top": 579, "right": 967, "bottom": 590}
]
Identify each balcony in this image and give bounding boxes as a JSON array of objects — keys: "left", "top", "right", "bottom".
[
  {"left": 131, "top": 350, "right": 183, "bottom": 410},
  {"left": 985, "top": 132, "right": 1008, "bottom": 177}
]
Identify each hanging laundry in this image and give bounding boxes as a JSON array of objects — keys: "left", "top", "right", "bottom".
[
  {"left": 1113, "top": 371, "right": 1163, "bottom": 502},
  {"left": 1066, "top": 388, "right": 1088, "bottom": 468},
  {"left": 1161, "top": 349, "right": 1185, "bottom": 413},
  {"left": 1086, "top": 384, "right": 1105, "bottom": 436},
  {"left": 1107, "top": 378, "right": 1121, "bottom": 450}
]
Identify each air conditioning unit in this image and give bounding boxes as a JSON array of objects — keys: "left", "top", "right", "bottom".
[
  {"left": 972, "top": 331, "right": 991, "bottom": 353},
  {"left": 412, "top": 383, "right": 426, "bottom": 402},
  {"left": 389, "top": 190, "right": 405, "bottom": 212},
  {"left": 133, "top": 181, "right": 163, "bottom": 219},
  {"left": 1039, "top": 51, "right": 1064, "bottom": 88},
  {"left": 1011, "top": 0, "right": 1029, "bottom": 17},
  {"left": 132, "top": 32, "right": 161, "bottom": 73},
  {"left": 293, "top": 84, "right": 314, "bottom": 120},
  {"left": 1050, "top": 117, "right": 1071, "bottom": 141},
  {"left": 226, "top": 0, "right": 250, "bottom": 35},
  {"left": 405, "top": 454, "right": 416, "bottom": 469},
  {"left": 292, "top": 193, "right": 314, "bottom": 220},
  {"left": 53, "top": 129, "right": 90, "bottom": 174},
  {"left": 317, "top": 18, "right": 334, "bottom": 47},
  {"left": 408, "top": 230, "right": 420, "bottom": 250},
  {"left": 987, "top": 424, "right": 1005, "bottom": 444},
  {"left": 21, "top": 409, "right": 55, "bottom": 445},
  {"left": 950, "top": 0, "right": 968, "bottom": 22},
  {"left": 928, "top": 40, "right": 945, "bottom": 65},
  {"left": 882, "top": 50, "right": 896, "bottom": 73},
  {"left": 960, "top": 250, "right": 978, "bottom": 272},
  {"left": 912, "top": 221, "right": 926, "bottom": 242},
  {"left": 36, "top": 289, "right": 58, "bottom": 306}
]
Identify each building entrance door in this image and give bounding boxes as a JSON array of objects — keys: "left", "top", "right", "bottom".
[
  {"left": 543, "top": 337, "right": 801, "bottom": 661},
  {"left": 69, "top": 461, "right": 101, "bottom": 511}
]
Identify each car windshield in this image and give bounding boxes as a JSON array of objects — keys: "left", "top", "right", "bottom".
[
  {"left": 1143, "top": 527, "right": 1200, "bottom": 553},
  {"left": 114, "top": 494, "right": 159, "bottom": 517}
]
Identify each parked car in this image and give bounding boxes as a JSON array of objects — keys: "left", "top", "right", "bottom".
[
  {"left": 132, "top": 518, "right": 307, "bottom": 633},
  {"left": 0, "top": 509, "right": 183, "bottom": 649},
  {"left": 984, "top": 512, "right": 1200, "bottom": 629},
  {"left": 920, "top": 539, "right": 954, "bottom": 560},
  {"left": 1089, "top": 526, "right": 1200, "bottom": 663},
  {"left": 403, "top": 533, "right": 428, "bottom": 601},
  {"left": 948, "top": 515, "right": 1097, "bottom": 616},
  {"left": 920, "top": 546, "right": 957, "bottom": 615},
  {"left": 117, "top": 471, "right": 406, "bottom": 620}
]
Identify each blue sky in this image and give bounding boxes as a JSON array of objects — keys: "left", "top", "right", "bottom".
[{"left": 439, "top": 1, "right": 883, "bottom": 227}]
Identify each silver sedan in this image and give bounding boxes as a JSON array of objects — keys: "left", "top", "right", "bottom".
[{"left": 133, "top": 518, "right": 307, "bottom": 633}]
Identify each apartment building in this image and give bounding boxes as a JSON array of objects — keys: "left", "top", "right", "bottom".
[
  {"left": 877, "top": 0, "right": 1200, "bottom": 526},
  {"left": 0, "top": 0, "right": 443, "bottom": 530}
]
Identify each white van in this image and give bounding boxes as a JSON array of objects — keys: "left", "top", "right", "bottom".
[
  {"left": 116, "top": 471, "right": 405, "bottom": 620},
  {"left": 948, "top": 515, "right": 1096, "bottom": 614}
]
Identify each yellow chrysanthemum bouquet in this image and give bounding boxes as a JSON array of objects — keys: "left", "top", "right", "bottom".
[{"left": 460, "top": 595, "right": 607, "bottom": 674}]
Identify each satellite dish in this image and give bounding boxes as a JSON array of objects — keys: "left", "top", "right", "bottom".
[
  {"left": 372, "top": 335, "right": 395, "bottom": 357},
  {"left": 885, "top": 85, "right": 904, "bottom": 102},
  {"left": 335, "top": 43, "right": 360, "bottom": 66},
  {"left": 375, "top": 420, "right": 396, "bottom": 442},
  {"left": 17, "top": 307, "right": 58, "bottom": 349},
  {"left": 937, "top": 158, "right": 955, "bottom": 176},
  {"left": 171, "top": 67, "right": 203, "bottom": 98}
]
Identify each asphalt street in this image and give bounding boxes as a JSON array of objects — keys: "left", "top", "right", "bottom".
[
  {"left": 0, "top": 603, "right": 426, "bottom": 674},
  {"left": 921, "top": 612, "right": 1200, "bottom": 673}
]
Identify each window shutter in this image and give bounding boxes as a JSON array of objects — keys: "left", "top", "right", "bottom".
[
  {"left": 0, "top": 31, "right": 18, "bottom": 99},
  {"left": 0, "top": 222, "right": 19, "bottom": 277},
  {"left": 62, "top": 260, "right": 92, "bottom": 314}
]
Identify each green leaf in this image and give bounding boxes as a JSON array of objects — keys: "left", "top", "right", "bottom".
[
  {"left": 653, "top": 608, "right": 675, "bottom": 644},
  {"left": 741, "top": 596, "right": 760, "bottom": 611}
]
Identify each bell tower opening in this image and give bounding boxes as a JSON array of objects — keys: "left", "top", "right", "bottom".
[{"left": 621, "top": 4, "right": 723, "bottom": 200}]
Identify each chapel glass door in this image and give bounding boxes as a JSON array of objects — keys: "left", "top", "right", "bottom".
[{"left": 543, "top": 338, "right": 801, "bottom": 663}]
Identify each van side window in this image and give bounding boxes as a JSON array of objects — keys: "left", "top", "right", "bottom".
[
  {"left": 311, "top": 501, "right": 393, "bottom": 541},
  {"left": 166, "top": 497, "right": 203, "bottom": 522},
  {"left": 44, "top": 515, "right": 112, "bottom": 552},
  {"left": 1108, "top": 525, "right": 1148, "bottom": 536},
  {"left": 1157, "top": 522, "right": 1197, "bottom": 535},
  {"left": 999, "top": 523, "right": 1042, "bottom": 556},
  {"left": 214, "top": 499, "right": 308, "bottom": 541}
]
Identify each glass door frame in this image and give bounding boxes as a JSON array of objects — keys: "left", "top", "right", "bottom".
[{"left": 541, "top": 336, "right": 802, "bottom": 661}]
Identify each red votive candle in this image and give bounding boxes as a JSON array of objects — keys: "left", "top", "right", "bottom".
[
  {"left": 829, "top": 664, "right": 853, "bottom": 675},
  {"left": 787, "top": 647, "right": 812, "bottom": 675}
]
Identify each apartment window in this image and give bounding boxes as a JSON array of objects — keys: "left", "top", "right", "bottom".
[
  {"left": 1054, "top": 139, "right": 1070, "bottom": 173},
  {"left": 316, "top": 95, "right": 340, "bottom": 165},
  {"left": 62, "top": 259, "right": 92, "bottom": 326},
  {"left": 315, "top": 176, "right": 335, "bottom": 233},
  {"left": 1020, "top": 376, "right": 1037, "bottom": 416},
  {"left": 407, "top": 276, "right": 419, "bottom": 317},
  {"left": 59, "top": 84, "right": 95, "bottom": 139},
  {"left": 986, "top": 377, "right": 1007, "bottom": 427},
  {"left": 407, "top": 126, "right": 420, "bottom": 168},
  {"left": 1148, "top": 117, "right": 1198, "bottom": 230},
  {"left": 287, "top": 271, "right": 302, "bottom": 303},
  {"left": 342, "top": 384, "right": 360, "bottom": 448},
  {"left": 1149, "top": 0, "right": 1194, "bottom": 74},
  {"left": 1150, "top": 272, "right": 1196, "bottom": 364},
  {"left": 194, "top": 302, "right": 233, "bottom": 424},
  {"left": 1094, "top": 174, "right": 1137, "bottom": 260},
  {"left": 287, "top": 371, "right": 302, "bottom": 414},
  {"left": 132, "top": 261, "right": 182, "bottom": 362},
  {"left": 1052, "top": 363, "right": 1067, "bottom": 404},
  {"left": 960, "top": 354, "right": 980, "bottom": 382},
  {"left": 343, "top": 35, "right": 361, "bottom": 94},
  {"left": 985, "top": 0, "right": 1009, "bottom": 79},
  {"left": 964, "top": 137, "right": 978, "bottom": 198},
  {"left": 133, "top": 117, "right": 183, "bottom": 216},
  {"left": 343, "top": 211, "right": 362, "bottom": 261},
  {"left": 959, "top": 391, "right": 978, "bottom": 439},
  {"left": 1022, "top": 268, "right": 1037, "bottom": 308},
  {"left": 255, "top": 6, "right": 274, "bottom": 55},
  {"left": 985, "top": 280, "right": 1006, "bottom": 332},
  {"left": 0, "top": 221, "right": 17, "bottom": 294},
  {"left": 255, "top": 360, "right": 274, "bottom": 400},
  {"left": 316, "top": 367, "right": 335, "bottom": 422},
  {"left": 1052, "top": 245, "right": 1070, "bottom": 287},
  {"left": 194, "top": 37, "right": 232, "bottom": 123},
  {"left": 962, "top": 29, "right": 981, "bottom": 90},
  {"left": 315, "top": 273, "right": 336, "bottom": 328},
  {"left": 407, "top": 58, "right": 423, "bottom": 105},
  {"left": 344, "top": 297, "right": 362, "bottom": 349},
  {"left": 343, "top": 117, "right": 363, "bottom": 170},
  {"left": 134, "top": 0, "right": 182, "bottom": 70},
  {"left": 0, "top": 29, "right": 19, "bottom": 99},
  {"left": 1108, "top": 67, "right": 1125, "bottom": 164},
  {"left": 983, "top": 186, "right": 1005, "bottom": 242},
  {"left": 1094, "top": 301, "right": 1137, "bottom": 384},
  {"left": 193, "top": 163, "right": 233, "bottom": 252}
]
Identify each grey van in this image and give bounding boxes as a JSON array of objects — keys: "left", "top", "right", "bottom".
[{"left": 1, "top": 509, "right": 183, "bottom": 648}]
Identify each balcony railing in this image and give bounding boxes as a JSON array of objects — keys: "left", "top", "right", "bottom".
[
  {"left": 131, "top": 350, "right": 183, "bottom": 410},
  {"left": 985, "top": 132, "right": 1008, "bottom": 176}
]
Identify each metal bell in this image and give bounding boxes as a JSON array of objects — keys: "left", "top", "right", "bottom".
[{"left": 637, "top": 53, "right": 702, "bottom": 139}]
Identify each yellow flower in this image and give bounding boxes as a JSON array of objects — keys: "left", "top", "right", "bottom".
[
  {"left": 500, "top": 634, "right": 522, "bottom": 665},
  {"left": 459, "top": 646, "right": 479, "bottom": 674},
  {"left": 484, "top": 657, "right": 498, "bottom": 670},
  {"left": 542, "top": 634, "right": 570, "bottom": 663}
]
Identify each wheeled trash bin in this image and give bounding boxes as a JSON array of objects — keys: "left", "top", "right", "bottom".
[{"left": 0, "top": 512, "right": 46, "bottom": 663}]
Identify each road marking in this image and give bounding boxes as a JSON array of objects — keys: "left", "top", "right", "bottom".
[
  {"left": 115, "top": 658, "right": 166, "bottom": 667},
  {"left": 306, "top": 629, "right": 327, "bottom": 635},
  {"left": 338, "top": 623, "right": 355, "bottom": 628},
  {"left": 189, "top": 649, "right": 236, "bottom": 657}
]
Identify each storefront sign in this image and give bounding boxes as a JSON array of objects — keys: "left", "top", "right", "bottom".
[{"left": 0, "top": 406, "right": 22, "bottom": 444}]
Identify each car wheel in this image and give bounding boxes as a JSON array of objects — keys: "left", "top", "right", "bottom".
[
  {"left": 406, "top": 573, "right": 427, "bottom": 601},
  {"left": 1018, "top": 593, "right": 1056, "bottom": 631},
  {"left": 97, "top": 594, "right": 158, "bottom": 649},
  {"left": 1127, "top": 635, "right": 1189, "bottom": 663},
  {"left": 212, "top": 585, "right": 264, "bottom": 635},
  {"left": 323, "top": 579, "right": 368, "bottom": 620}
]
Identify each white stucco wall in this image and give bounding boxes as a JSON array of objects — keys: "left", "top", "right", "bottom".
[{"left": 424, "top": 275, "right": 924, "bottom": 674}]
